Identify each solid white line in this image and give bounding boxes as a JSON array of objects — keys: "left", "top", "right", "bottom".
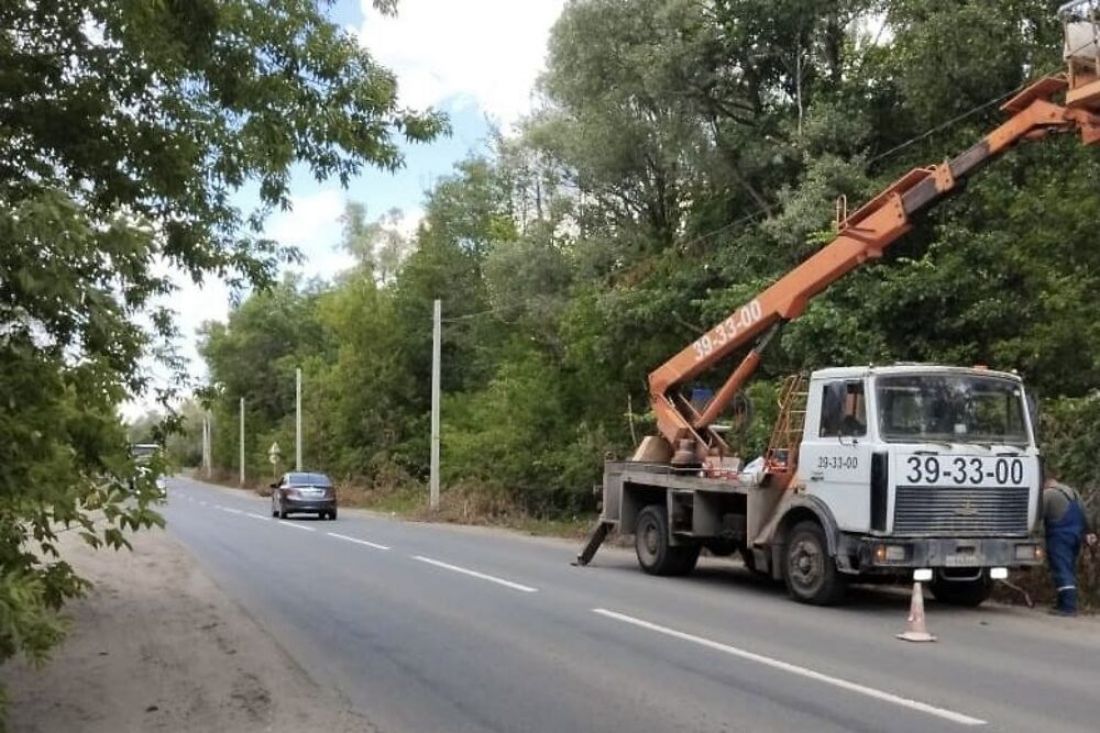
[
  {"left": 278, "top": 521, "right": 315, "bottom": 532},
  {"left": 591, "top": 609, "right": 986, "bottom": 727},
  {"left": 327, "top": 532, "right": 390, "bottom": 551},
  {"left": 412, "top": 556, "right": 537, "bottom": 593},
  {"left": 245, "top": 512, "right": 271, "bottom": 521}
]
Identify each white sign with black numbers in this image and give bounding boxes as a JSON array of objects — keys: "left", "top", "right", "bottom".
[{"left": 896, "top": 454, "right": 1029, "bottom": 487}]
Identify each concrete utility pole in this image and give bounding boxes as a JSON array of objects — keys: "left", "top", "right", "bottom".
[
  {"left": 430, "top": 299, "right": 441, "bottom": 511},
  {"left": 239, "top": 397, "right": 245, "bottom": 486},
  {"left": 295, "top": 367, "right": 302, "bottom": 471},
  {"left": 202, "top": 414, "right": 212, "bottom": 478}
]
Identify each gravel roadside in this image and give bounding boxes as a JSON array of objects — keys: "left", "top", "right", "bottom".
[{"left": 0, "top": 528, "right": 374, "bottom": 732}]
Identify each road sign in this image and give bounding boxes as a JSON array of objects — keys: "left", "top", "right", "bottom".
[{"left": 268, "top": 442, "right": 282, "bottom": 459}]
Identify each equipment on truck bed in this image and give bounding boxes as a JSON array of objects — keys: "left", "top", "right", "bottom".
[{"left": 577, "top": 12, "right": 1100, "bottom": 606}]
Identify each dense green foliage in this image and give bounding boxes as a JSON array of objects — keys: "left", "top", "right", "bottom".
[
  {"left": 0, "top": 0, "right": 444, "bottom": 698},
  {"left": 203, "top": 1, "right": 1100, "bottom": 528}
]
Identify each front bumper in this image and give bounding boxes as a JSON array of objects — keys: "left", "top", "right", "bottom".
[{"left": 851, "top": 535, "right": 1043, "bottom": 571}]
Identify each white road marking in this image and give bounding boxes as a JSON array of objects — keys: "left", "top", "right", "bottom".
[
  {"left": 327, "top": 532, "right": 390, "bottom": 550},
  {"left": 412, "top": 555, "right": 537, "bottom": 593},
  {"left": 591, "top": 609, "right": 986, "bottom": 727},
  {"left": 245, "top": 512, "right": 270, "bottom": 521},
  {"left": 279, "top": 521, "right": 316, "bottom": 532},
  {"left": 198, "top": 501, "right": 208, "bottom": 506},
  {"left": 217, "top": 506, "right": 244, "bottom": 515}
]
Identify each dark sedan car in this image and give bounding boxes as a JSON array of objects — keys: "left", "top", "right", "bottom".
[{"left": 270, "top": 472, "right": 337, "bottom": 520}]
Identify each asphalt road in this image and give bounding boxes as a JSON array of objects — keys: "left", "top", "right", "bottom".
[{"left": 162, "top": 476, "right": 1099, "bottom": 733}]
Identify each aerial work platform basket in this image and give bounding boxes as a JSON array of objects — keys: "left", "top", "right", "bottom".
[{"left": 1061, "top": 0, "right": 1100, "bottom": 110}]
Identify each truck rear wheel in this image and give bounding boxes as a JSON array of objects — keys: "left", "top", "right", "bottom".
[
  {"left": 783, "top": 520, "right": 845, "bottom": 605},
  {"left": 635, "top": 505, "right": 699, "bottom": 576},
  {"left": 930, "top": 573, "right": 992, "bottom": 607}
]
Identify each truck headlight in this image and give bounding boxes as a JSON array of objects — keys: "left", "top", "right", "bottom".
[
  {"left": 1014, "top": 544, "right": 1041, "bottom": 561},
  {"left": 873, "top": 544, "right": 907, "bottom": 562}
]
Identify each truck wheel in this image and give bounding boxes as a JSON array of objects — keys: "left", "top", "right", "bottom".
[
  {"left": 930, "top": 573, "right": 992, "bottom": 607},
  {"left": 635, "top": 505, "right": 699, "bottom": 576},
  {"left": 783, "top": 520, "right": 845, "bottom": 605}
]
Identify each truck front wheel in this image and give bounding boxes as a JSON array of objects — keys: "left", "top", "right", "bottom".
[
  {"left": 784, "top": 520, "right": 845, "bottom": 605},
  {"left": 635, "top": 505, "right": 699, "bottom": 576},
  {"left": 930, "top": 573, "right": 992, "bottom": 607}
]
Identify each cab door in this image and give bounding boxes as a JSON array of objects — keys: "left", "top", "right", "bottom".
[{"left": 798, "top": 379, "right": 874, "bottom": 532}]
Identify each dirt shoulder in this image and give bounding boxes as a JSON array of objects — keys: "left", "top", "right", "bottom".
[{"left": 0, "top": 528, "right": 372, "bottom": 733}]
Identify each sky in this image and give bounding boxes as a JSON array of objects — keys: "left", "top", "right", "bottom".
[{"left": 131, "top": 0, "right": 566, "bottom": 419}]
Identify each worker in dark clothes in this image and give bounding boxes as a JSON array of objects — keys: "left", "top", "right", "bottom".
[{"left": 1042, "top": 477, "right": 1097, "bottom": 616}]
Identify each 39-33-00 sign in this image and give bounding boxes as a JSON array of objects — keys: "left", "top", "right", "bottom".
[{"left": 902, "top": 455, "right": 1025, "bottom": 486}]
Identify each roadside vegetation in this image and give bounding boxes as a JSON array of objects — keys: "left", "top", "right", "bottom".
[
  {"left": 187, "top": 2, "right": 1100, "bottom": 606},
  {"left": 0, "top": 0, "right": 445, "bottom": 720}
]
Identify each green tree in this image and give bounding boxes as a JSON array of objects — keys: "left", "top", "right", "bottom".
[
  {"left": 194, "top": 0, "right": 1100, "bottom": 566},
  {"left": 0, "top": 0, "right": 445, "bottom": 693}
]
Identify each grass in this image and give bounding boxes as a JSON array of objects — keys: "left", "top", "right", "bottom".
[{"left": 185, "top": 468, "right": 595, "bottom": 540}]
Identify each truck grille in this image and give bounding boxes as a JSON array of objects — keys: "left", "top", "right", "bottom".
[{"left": 893, "top": 485, "right": 1030, "bottom": 536}]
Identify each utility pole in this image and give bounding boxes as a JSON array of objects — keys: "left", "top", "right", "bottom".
[
  {"left": 430, "top": 299, "right": 441, "bottom": 511},
  {"left": 295, "top": 367, "right": 302, "bottom": 471},
  {"left": 202, "top": 414, "right": 212, "bottom": 478},
  {"left": 239, "top": 397, "right": 245, "bottom": 487}
]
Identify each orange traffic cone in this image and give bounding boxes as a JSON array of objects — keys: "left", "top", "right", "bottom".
[{"left": 896, "top": 581, "right": 937, "bottom": 643}]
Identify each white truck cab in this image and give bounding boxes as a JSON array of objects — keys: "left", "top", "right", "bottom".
[{"left": 791, "top": 365, "right": 1043, "bottom": 603}]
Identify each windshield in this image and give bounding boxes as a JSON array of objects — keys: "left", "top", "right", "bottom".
[
  {"left": 875, "top": 374, "right": 1031, "bottom": 446},
  {"left": 287, "top": 472, "right": 332, "bottom": 487},
  {"left": 131, "top": 444, "right": 159, "bottom": 463}
]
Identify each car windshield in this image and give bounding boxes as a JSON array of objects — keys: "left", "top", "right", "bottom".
[
  {"left": 287, "top": 472, "right": 332, "bottom": 487},
  {"left": 131, "top": 444, "right": 159, "bottom": 464},
  {"left": 875, "top": 373, "right": 1031, "bottom": 446}
]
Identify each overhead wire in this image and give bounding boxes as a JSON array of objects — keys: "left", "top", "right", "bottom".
[{"left": 437, "top": 35, "right": 1095, "bottom": 324}]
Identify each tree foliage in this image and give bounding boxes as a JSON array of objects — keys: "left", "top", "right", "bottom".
[
  {"left": 200, "top": 1, "right": 1100, "bottom": 539},
  {"left": 0, "top": 0, "right": 445, "bottom": 690}
]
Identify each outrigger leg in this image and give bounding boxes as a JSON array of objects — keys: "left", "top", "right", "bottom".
[{"left": 573, "top": 521, "right": 613, "bottom": 566}]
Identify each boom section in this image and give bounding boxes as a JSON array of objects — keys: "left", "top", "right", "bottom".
[{"left": 649, "top": 76, "right": 1100, "bottom": 462}]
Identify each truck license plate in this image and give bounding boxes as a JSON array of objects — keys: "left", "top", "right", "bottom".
[{"left": 945, "top": 554, "right": 980, "bottom": 567}]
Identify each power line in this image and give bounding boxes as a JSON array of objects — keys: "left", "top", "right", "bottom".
[
  {"left": 440, "top": 307, "right": 506, "bottom": 323},
  {"left": 866, "top": 83, "right": 1028, "bottom": 166},
  {"left": 683, "top": 69, "right": 1074, "bottom": 249},
  {"left": 440, "top": 64, "right": 1084, "bottom": 318}
]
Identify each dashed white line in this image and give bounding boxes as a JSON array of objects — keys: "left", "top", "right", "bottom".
[
  {"left": 412, "top": 556, "right": 537, "bottom": 593},
  {"left": 216, "top": 506, "right": 244, "bottom": 515},
  {"left": 278, "top": 521, "right": 316, "bottom": 532},
  {"left": 245, "top": 512, "right": 271, "bottom": 521},
  {"left": 198, "top": 501, "right": 208, "bottom": 506},
  {"left": 327, "top": 532, "right": 390, "bottom": 550},
  {"left": 591, "top": 609, "right": 986, "bottom": 727}
]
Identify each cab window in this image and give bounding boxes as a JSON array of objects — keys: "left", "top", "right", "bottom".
[{"left": 819, "top": 380, "right": 867, "bottom": 437}]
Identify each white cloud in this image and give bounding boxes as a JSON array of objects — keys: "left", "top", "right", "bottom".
[
  {"left": 358, "top": 0, "right": 566, "bottom": 126},
  {"left": 266, "top": 188, "right": 355, "bottom": 278}
]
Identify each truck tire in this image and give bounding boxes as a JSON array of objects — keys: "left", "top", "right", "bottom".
[
  {"left": 930, "top": 573, "right": 992, "bottom": 607},
  {"left": 783, "top": 520, "right": 845, "bottom": 605},
  {"left": 635, "top": 505, "right": 699, "bottom": 576}
]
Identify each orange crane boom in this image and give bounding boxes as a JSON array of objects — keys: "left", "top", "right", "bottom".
[{"left": 649, "top": 75, "right": 1100, "bottom": 465}]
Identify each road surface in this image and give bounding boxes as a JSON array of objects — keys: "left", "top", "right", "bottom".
[{"left": 163, "top": 476, "right": 1098, "bottom": 733}]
